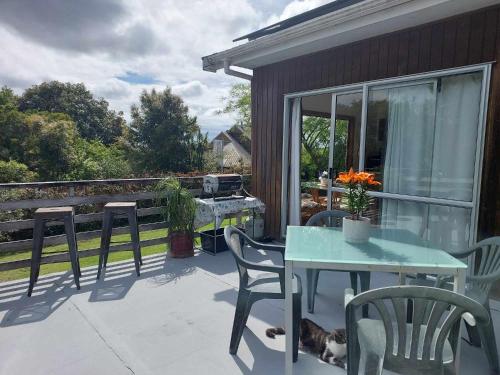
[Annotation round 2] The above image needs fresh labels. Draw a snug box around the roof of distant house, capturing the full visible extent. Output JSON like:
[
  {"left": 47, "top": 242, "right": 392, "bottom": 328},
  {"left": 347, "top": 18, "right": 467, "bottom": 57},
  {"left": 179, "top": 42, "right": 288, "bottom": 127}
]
[
  {"left": 211, "top": 130, "right": 251, "bottom": 167},
  {"left": 234, "top": 0, "right": 366, "bottom": 42}
]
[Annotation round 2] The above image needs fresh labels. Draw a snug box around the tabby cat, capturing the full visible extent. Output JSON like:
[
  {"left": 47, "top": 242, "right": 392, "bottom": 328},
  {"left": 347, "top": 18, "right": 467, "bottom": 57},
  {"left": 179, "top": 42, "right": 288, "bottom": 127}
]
[{"left": 266, "top": 318, "right": 347, "bottom": 369}]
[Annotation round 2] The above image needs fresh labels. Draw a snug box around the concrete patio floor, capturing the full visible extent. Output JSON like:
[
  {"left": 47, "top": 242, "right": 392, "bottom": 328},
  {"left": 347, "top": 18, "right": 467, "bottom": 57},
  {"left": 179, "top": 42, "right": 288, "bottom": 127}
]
[{"left": 0, "top": 248, "right": 498, "bottom": 375}]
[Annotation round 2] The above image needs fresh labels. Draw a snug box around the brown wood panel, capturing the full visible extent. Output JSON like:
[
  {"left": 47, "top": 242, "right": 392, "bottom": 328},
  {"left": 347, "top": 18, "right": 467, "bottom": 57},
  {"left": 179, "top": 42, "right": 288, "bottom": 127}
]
[
  {"left": 344, "top": 45, "right": 353, "bottom": 84},
  {"left": 454, "top": 14, "right": 471, "bottom": 67},
  {"left": 269, "top": 65, "right": 277, "bottom": 235},
  {"left": 430, "top": 23, "right": 445, "bottom": 71},
  {"left": 360, "top": 40, "right": 370, "bottom": 83},
  {"left": 482, "top": 9, "right": 499, "bottom": 61},
  {"left": 252, "top": 5, "right": 500, "bottom": 238},
  {"left": 442, "top": 19, "right": 457, "bottom": 69},
  {"left": 418, "top": 25, "right": 432, "bottom": 72},
  {"left": 369, "top": 39, "right": 380, "bottom": 80},
  {"left": 407, "top": 30, "right": 420, "bottom": 74},
  {"left": 469, "top": 11, "right": 486, "bottom": 65},
  {"left": 385, "top": 35, "right": 398, "bottom": 78},
  {"left": 351, "top": 43, "right": 362, "bottom": 83},
  {"left": 335, "top": 46, "right": 346, "bottom": 86},
  {"left": 397, "top": 31, "right": 410, "bottom": 76}
]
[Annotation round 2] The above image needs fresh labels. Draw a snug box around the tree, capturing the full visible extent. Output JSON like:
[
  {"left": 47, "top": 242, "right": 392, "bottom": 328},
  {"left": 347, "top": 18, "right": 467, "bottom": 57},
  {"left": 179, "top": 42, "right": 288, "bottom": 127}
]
[
  {"left": 0, "top": 87, "right": 27, "bottom": 162},
  {"left": 19, "top": 81, "right": 125, "bottom": 144},
  {"left": 300, "top": 116, "right": 349, "bottom": 181},
  {"left": 129, "top": 88, "right": 207, "bottom": 173},
  {"left": 68, "top": 139, "right": 131, "bottom": 180},
  {"left": 35, "top": 115, "right": 79, "bottom": 180},
  {"left": 301, "top": 116, "right": 330, "bottom": 181},
  {"left": 0, "top": 86, "right": 18, "bottom": 107},
  {"left": 218, "top": 83, "right": 251, "bottom": 134}
]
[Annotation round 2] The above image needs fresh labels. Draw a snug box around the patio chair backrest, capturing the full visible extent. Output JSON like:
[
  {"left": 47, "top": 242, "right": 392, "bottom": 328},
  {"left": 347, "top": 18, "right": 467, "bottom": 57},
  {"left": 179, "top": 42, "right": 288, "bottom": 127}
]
[
  {"left": 224, "top": 226, "right": 250, "bottom": 284},
  {"left": 346, "top": 286, "right": 489, "bottom": 370},
  {"left": 305, "top": 210, "right": 349, "bottom": 228},
  {"left": 470, "top": 237, "right": 500, "bottom": 295}
]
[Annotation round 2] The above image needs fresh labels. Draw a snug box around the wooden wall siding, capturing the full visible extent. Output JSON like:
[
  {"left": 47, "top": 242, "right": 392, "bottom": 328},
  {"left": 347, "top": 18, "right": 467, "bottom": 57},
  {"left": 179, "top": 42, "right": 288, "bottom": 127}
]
[{"left": 251, "top": 5, "right": 500, "bottom": 239}]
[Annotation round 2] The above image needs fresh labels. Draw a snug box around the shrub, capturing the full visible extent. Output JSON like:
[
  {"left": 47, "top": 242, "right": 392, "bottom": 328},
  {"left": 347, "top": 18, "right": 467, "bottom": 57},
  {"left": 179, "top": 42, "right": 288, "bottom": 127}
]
[{"left": 0, "top": 160, "right": 37, "bottom": 183}]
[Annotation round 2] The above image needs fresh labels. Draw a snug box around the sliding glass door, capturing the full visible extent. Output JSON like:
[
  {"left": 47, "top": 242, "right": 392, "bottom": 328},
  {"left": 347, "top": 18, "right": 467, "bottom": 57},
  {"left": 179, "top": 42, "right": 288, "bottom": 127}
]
[
  {"left": 282, "top": 64, "right": 490, "bottom": 251},
  {"left": 327, "top": 71, "right": 484, "bottom": 252},
  {"left": 327, "top": 91, "right": 362, "bottom": 210}
]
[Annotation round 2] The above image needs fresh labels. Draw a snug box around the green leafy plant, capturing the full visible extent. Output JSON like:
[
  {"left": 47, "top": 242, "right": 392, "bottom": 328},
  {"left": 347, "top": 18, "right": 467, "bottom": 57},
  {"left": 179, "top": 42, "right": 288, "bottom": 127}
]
[{"left": 154, "top": 177, "right": 196, "bottom": 234}]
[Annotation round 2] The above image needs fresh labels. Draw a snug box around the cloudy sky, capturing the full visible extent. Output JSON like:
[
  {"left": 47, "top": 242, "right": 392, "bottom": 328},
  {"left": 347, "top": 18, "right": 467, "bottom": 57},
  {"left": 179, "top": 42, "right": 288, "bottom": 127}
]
[{"left": 0, "top": 0, "right": 330, "bottom": 138}]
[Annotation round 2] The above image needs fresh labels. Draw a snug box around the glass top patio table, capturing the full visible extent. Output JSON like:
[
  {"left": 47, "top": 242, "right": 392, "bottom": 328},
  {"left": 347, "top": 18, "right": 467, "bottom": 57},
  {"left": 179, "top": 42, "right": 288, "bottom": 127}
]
[
  {"left": 284, "top": 226, "right": 467, "bottom": 273},
  {"left": 284, "top": 225, "right": 468, "bottom": 375}
]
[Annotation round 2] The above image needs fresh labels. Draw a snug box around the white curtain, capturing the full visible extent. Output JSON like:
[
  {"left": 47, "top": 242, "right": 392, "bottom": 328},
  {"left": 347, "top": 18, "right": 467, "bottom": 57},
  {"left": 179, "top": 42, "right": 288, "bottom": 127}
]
[
  {"left": 381, "top": 83, "right": 436, "bottom": 236},
  {"left": 289, "top": 98, "right": 302, "bottom": 226},
  {"left": 427, "top": 73, "right": 481, "bottom": 250},
  {"left": 382, "top": 73, "right": 482, "bottom": 251}
]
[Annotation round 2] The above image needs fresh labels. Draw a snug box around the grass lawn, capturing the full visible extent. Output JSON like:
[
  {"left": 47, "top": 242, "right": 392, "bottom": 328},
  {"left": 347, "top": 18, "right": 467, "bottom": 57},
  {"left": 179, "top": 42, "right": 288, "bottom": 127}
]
[{"left": 0, "top": 218, "right": 240, "bottom": 282}]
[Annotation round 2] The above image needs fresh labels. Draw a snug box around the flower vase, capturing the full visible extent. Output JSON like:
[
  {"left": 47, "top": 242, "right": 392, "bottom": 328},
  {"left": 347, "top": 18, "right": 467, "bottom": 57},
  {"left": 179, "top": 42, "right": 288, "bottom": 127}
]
[{"left": 342, "top": 217, "right": 371, "bottom": 243}]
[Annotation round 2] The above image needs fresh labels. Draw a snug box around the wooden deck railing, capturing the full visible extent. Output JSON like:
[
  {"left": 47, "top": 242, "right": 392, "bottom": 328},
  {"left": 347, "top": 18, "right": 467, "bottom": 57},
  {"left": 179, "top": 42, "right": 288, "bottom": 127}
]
[{"left": 0, "top": 176, "right": 250, "bottom": 272}]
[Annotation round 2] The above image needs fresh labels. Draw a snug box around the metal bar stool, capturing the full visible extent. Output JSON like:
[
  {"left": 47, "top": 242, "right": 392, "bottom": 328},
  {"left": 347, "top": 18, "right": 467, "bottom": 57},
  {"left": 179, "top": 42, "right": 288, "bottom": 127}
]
[
  {"left": 28, "top": 206, "right": 81, "bottom": 296},
  {"left": 97, "top": 202, "right": 142, "bottom": 279}
]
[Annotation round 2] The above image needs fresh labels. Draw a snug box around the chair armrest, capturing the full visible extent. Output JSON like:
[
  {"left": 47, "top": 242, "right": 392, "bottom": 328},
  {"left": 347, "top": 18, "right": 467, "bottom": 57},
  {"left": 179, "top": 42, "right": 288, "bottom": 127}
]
[
  {"left": 468, "top": 272, "right": 500, "bottom": 284},
  {"left": 245, "top": 236, "right": 285, "bottom": 255},
  {"left": 449, "top": 248, "right": 476, "bottom": 259},
  {"left": 238, "top": 256, "right": 285, "bottom": 276},
  {"left": 345, "top": 288, "right": 355, "bottom": 309}
]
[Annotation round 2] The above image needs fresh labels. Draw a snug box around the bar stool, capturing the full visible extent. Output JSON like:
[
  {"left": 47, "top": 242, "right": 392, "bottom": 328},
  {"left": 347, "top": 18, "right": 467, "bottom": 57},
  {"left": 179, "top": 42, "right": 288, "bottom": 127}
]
[
  {"left": 28, "top": 206, "right": 81, "bottom": 296},
  {"left": 97, "top": 202, "right": 142, "bottom": 279}
]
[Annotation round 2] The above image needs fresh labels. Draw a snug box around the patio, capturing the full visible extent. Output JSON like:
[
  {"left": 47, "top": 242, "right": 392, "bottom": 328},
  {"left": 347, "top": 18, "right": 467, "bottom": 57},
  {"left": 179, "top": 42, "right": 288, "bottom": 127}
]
[{"left": 0, "top": 248, "right": 497, "bottom": 375}]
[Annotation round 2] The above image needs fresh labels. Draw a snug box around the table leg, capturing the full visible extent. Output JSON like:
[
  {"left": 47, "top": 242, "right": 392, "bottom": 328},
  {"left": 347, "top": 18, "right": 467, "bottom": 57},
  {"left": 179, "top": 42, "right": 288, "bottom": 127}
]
[
  {"left": 285, "top": 260, "right": 293, "bottom": 375},
  {"left": 453, "top": 269, "right": 467, "bottom": 375},
  {"left": 399, "top": 272, "right": 407, "bottom": 285}
]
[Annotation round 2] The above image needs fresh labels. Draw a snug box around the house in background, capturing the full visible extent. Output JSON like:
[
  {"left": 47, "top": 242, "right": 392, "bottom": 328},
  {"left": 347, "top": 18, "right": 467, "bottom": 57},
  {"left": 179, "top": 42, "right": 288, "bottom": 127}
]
[
  {"left": 203, "top": 0, "right": 500, "bottom": 248},
  {"left": 210, "top": 126, "right": 251, "bottom": 170}
]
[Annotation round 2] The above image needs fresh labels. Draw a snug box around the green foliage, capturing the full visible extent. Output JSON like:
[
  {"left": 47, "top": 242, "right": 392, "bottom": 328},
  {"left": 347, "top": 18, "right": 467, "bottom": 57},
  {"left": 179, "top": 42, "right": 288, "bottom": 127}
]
[
  {"left": 301, "top": 116, "right": 330, "bottom": 181},
  {"left": 0, "top": 160, "right": 37, "bottom": 183},
  {"left": 301, "top": 117, "right": 349, "bottom": 181},
  {"left": 345, "top": 184, "right": 372, "bottom": 220},
  {"left": 0, "top": 81, "right": 210, "bottom": 183},
  {"left": 154, "top": 177, "right": 196, "bottom": 234},
  {"left": 19, "top": 81, "right": 125, "bottom": 144},
  {"left": 35, "top": 115, "right": 79, "bottom": 180},
  {"left": 68, "top": 139, "right": 132, "bottom": 180},
  {"left": 129, "top": 88, "right": 208, "bottom": 173},
  {"left": 218, "top": 83, "right": 251, "bottom": 131},
  {"left": 0, "top": 86, "right": 18, "bottom": 107}
]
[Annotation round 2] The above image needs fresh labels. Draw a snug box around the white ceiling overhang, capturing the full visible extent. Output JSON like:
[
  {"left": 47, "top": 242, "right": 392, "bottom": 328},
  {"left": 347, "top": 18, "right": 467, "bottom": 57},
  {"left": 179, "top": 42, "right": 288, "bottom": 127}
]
[{"left": 202, "top": 0, "right": 500, "bottom": 73}]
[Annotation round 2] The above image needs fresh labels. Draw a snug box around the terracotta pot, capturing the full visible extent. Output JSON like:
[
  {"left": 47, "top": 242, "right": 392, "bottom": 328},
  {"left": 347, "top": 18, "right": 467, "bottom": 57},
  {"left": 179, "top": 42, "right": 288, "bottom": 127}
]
[
  {"left": 169, "top": 231, "right": 194, "bottom": 258},
  {"left": 342, "top": 217, "right": 371, "bottom": 243}
]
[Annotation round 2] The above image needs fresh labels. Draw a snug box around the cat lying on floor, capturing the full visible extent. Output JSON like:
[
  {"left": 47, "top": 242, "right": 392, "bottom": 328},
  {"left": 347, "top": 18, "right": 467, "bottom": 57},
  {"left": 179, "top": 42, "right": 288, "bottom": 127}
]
[{"left": 266, "top": 318, "right": 347, "bottom": 369}]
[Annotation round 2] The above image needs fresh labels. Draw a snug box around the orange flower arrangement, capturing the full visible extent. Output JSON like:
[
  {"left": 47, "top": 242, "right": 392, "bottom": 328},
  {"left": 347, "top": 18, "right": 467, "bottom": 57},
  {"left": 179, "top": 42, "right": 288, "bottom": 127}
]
[
  {"left": 337, "top": 168, "right": 381, "bottom": 186},
  {"left": 336, "top": 168, "right": 381, "bottom": 220}
]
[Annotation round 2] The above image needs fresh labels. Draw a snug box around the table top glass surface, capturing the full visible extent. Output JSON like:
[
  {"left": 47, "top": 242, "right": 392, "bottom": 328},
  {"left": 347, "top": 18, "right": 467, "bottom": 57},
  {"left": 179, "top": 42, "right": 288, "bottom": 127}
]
[{"left": 285, "top": 226, "right": 467, "bottom": 270}]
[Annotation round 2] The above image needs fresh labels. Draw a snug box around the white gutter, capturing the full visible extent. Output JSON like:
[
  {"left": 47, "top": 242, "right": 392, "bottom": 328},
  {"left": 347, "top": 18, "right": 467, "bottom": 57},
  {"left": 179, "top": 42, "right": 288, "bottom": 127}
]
[
  {"left": 224, "top": 60, "right": 252, "bottom": 81},
  {"left": 203, "top": 0, "right": 500, "bottom": 73}
]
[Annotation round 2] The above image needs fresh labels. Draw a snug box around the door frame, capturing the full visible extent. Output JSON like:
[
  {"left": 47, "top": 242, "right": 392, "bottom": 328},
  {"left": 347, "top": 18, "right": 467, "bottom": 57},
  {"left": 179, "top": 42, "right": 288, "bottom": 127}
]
[{"left": 280, "top": 63, "right": 492, "bottom": 243}]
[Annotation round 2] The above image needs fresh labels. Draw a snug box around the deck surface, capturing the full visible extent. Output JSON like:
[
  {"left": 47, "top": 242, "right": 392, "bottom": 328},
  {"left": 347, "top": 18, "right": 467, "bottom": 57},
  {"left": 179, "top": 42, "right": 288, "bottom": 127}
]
[{"left": 0, "top": 249, "right": 497, "bottom": 374}]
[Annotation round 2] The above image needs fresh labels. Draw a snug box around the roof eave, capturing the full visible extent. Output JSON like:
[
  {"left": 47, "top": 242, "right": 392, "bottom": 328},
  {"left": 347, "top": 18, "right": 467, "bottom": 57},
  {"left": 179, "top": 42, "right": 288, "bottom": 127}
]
[{"left": 202, "top": 0, "right": 500, "bottom": 73}]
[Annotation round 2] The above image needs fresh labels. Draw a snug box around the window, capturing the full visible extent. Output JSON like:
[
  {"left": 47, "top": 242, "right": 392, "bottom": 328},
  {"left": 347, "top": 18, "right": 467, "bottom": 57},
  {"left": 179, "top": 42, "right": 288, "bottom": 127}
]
[{"left": 282, "top": 64, "right": 490, "bottom": 250}]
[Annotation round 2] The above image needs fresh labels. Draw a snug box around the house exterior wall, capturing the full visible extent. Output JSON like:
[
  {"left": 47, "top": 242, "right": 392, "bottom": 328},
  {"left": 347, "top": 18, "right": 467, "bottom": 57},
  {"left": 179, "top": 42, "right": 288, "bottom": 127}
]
[{"left": 251, "top": 5, "right": 500, "bottom": 239}]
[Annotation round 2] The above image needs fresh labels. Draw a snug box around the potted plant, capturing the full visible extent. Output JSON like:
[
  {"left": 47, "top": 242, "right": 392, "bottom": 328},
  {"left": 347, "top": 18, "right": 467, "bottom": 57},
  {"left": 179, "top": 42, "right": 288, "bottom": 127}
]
[
  {"left": 154, "top": 177, "right": 197, "bottom": 258},
  {"left": 336, "top": 168, "right": 381, "bottom": 243}
]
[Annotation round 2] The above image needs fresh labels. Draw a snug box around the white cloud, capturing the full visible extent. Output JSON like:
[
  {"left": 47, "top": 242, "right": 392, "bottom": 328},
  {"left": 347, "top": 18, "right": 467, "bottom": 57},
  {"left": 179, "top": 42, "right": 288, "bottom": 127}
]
[
  {"left": 264, "top": 0, "right": 332, "bottom": 26},
  {"left": 172, "top": 81, "right": 207, "bottom": 97},
  {"left": 0, "top": 0, "right": 324, "bottom": 138}
]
